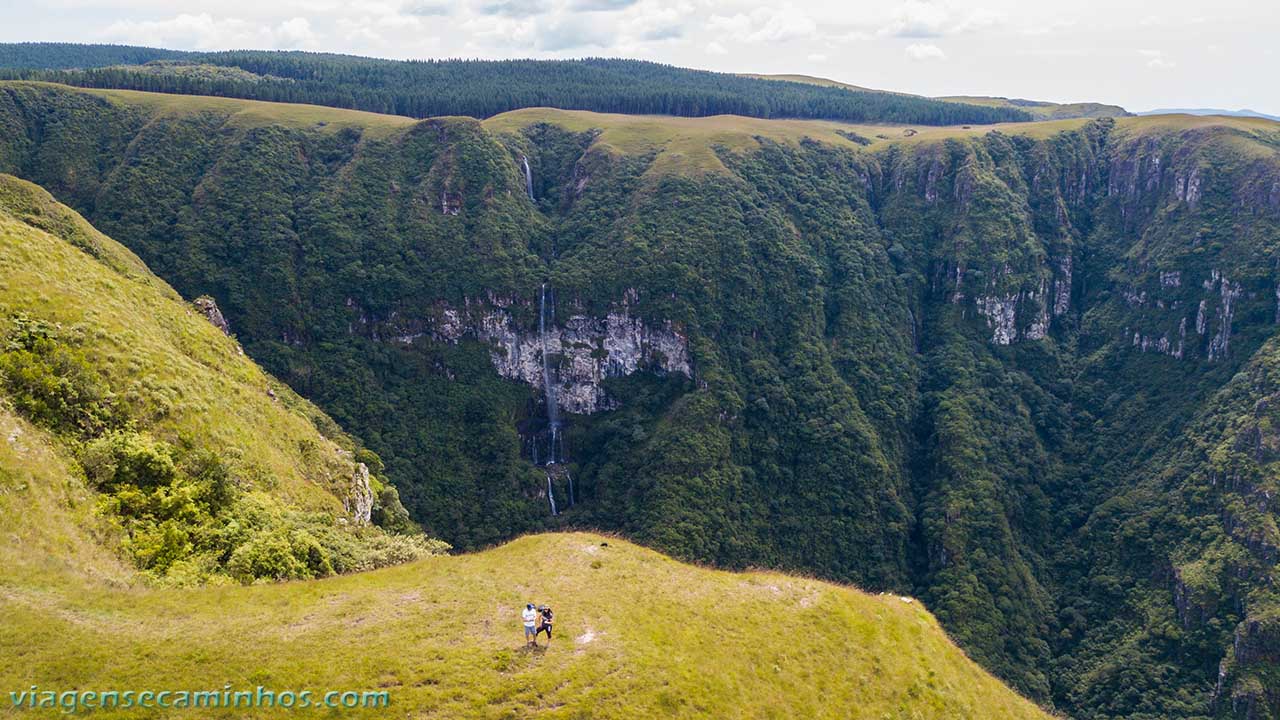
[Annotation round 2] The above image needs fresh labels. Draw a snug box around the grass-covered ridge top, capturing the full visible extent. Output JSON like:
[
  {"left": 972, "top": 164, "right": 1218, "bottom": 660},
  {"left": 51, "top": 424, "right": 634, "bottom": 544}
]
[
  {"left": 0, "top": 174, "right": 440, "bottom": 585},
  {"left": 77, "top": 83, "right": 418, "bottom": 137},
  {"left": 0, "top": 42, "right": 1032, "bottom": 126},
  {"left": 0, "top": 528, "right": 1054, "bottom": 719},
  {"left": 10, "top": 81, "right": 1278, "bottom": 178},
  {"left": 745, "top": 71, "right": 1130, "bottom": 119}
]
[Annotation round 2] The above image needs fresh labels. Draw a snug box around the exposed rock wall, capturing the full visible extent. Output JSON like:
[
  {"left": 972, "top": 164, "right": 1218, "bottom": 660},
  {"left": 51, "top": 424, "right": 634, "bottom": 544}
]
[
  {"left": 194, "top": 295, "right": 231, "bottom": 335},
  {"left": 475, "top": 309, "right": 690, "bottom": 414},
  {"left": 362, "top": 290, "right": 691, "bottom": 415},
  {"left": 345, "top": 462, "right": 374, "bottom": 525}
]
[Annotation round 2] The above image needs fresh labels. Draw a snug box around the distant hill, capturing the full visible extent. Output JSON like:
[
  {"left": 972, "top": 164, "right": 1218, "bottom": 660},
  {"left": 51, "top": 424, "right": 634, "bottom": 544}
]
[
  {"left": 1137, "top": 107, "right": 1280, "bottom": 121},
  {"left": 936, "top": 95, "right": 1130, "bottom": 119},
  {"left": 0, "top": 42, "right": 1030, "bottom": 126},
  {"left": 746, "top": 72, "right": 1129, "bottom": 120}
]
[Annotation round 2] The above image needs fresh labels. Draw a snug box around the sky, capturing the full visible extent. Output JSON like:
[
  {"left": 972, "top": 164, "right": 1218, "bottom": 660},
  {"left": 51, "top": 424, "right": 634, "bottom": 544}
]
[{"left": 3, "top": 0, "right": 1278, "bottom": 114}]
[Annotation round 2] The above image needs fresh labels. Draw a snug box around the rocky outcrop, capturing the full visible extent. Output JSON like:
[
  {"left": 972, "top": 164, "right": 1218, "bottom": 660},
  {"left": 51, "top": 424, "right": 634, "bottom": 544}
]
[
  {"left": 1052, "top": 257, "right": 1073, "bottom": 317},
  {"left": 975, "top": 294, "right": 1019, "bottom": 345},
  {"left": 1174, "top": 166, "right": 1203, "bottom": 207},
  {"left": 478, "top": 309, "right": 690, "bottom": 414},
  {"left": 344, "top": 462, "right": 374, "bottom": 525},
  {"left": 194, "top": 295, "right": 231, "bottom": 335},
  {"left": 440, "top": 191, "right": 462, "bottom": 215},
  {"left": 974, "top": 276, "right": 1057, "bottom": 345},
  {"left": 1121, "top": 267, "right": 1265, "bottom": 362},
  {"left": 1207, "top": 270, "right": 1242, "bottom": 361},
  {"left": 1130, "top": 317, "right": 1186, "bottom": 359}
]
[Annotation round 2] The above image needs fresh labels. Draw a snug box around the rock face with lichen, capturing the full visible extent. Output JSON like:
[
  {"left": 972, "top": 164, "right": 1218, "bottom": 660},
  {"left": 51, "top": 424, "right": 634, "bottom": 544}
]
[
  {"left": 194, "top": 295, "right": 231, "bottom": 335},
  {"left": 476, "top": 308, "right": 690, "bottom": 415},
  {"left": 344, "top": 462, "right": 374, "bottom": 526}
]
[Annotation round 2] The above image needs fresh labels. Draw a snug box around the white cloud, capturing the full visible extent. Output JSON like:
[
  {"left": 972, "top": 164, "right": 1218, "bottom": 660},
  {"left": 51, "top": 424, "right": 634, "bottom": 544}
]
[
  {"left": 401, "top": 0, "right": 451, "bottom": 16},
  {"left": 277, "top": 17, "right": 317, "bottom": 45},
  {"left": 705, "top": 40, "right": 727, "bottom": 55},
  {"left": 1139, "top": 49, "right": 1176, "bottom": 69},
  {"left": 537, "top": 15, "right": 613, "bottom": 50},
  {"left": 904, "top": 42, "right": 946, "bottom": 61},
  {"left": 807, "top": 52, "right": 827, "bottom": 62},
  {"left": 1017, "top": 17, "right": 1075, "bottom": 37},
  {"left": 100, "top": 12, "right": 322, "bottom": 50},
  {"left": 708, "top": 5, "right": 817, "bottom": 44},
  {"left": 461, "top": 12, "right": 537, "bottom": 45},
  {"left": 570, "top": 0, "right": 639, "bottom": 10},
  {"left": 475, "top": 0, "right": 549, "bottom": 18},
  {"left": 877, "top": 1, "right": 1001, "bottom": 38},
  {"left": 881, "top": 0, "right": 949, "bottom": 37},
  {"left": 619, "top": 1, "right": 693, "bottom": 45}
]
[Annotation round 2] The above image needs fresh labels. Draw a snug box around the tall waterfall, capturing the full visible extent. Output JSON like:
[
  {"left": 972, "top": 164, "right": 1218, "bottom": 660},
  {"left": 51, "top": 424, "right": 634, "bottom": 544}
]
[
  {"left": 521, "top": 155, "right": 534, "bottom": 202},
  {"left": 538, "top": 282, "right": 575, "bottom": 515},
  {"left": 538, "top": 283, "right": 560, "bottom": 464}
]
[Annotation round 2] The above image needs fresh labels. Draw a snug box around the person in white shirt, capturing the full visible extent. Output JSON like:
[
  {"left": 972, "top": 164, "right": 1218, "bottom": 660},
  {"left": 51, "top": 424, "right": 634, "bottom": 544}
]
[{"left": 522, "top": 603, "right": 538, "bottom": 646}]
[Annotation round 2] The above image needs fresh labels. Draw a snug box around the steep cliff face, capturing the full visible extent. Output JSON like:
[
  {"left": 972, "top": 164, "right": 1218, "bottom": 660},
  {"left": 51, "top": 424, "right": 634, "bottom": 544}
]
[
  {"left": 347, "top": 289, "right": 691, "bottom": 415},
  {"left": 426, "top": 292, "right": 689, "bottom": 414},
  {"left": 3, "top": 82, "right": 1280, "bottom": 718}
]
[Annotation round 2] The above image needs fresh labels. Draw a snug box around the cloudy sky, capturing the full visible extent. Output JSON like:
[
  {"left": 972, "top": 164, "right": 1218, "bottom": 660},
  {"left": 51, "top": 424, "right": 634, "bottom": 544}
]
[{"left": 4, "top": 0, "right": 1277, "bottom": 114}]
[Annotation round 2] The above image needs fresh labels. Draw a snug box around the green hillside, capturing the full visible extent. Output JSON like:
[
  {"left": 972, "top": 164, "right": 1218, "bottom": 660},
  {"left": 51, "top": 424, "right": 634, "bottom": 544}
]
[
  {"left": 1, "top": 81, "right": 1279, "bottom": 718},
  {"left": 0, "top": 173, "right": 440, "bottom": 586},
  {"left": 934, "top": 96, "right": 1129, "bottom": 119}
]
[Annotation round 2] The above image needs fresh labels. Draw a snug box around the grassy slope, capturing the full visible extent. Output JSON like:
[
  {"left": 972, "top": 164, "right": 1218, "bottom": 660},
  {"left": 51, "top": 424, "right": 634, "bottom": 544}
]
[
  {"left": 0, "top": 173, "right": 361, "bottom": 515},
  {"left": 78, "top": 83, "right": 417, "bottom": 138},
  {"left": 1, "top": 496, "right": 1054, "bottom": 720}
]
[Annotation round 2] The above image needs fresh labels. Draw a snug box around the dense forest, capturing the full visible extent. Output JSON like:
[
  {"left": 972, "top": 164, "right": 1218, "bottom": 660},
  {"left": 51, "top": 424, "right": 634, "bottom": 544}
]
[
  {"left": 1, "top": 81, "right": 1278, "bottom": 719},
  {"left": 0, "top": 43, "right": 1032, "bottom": 125}
]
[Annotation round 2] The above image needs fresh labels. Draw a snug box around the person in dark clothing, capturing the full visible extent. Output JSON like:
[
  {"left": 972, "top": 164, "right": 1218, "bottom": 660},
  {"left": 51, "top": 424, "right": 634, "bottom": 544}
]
[{"left": 536, "top": 606, "right": 554, "bottom": 643}]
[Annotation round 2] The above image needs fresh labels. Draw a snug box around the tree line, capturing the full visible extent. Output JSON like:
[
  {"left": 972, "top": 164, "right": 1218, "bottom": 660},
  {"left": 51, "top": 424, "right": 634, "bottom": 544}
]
[{"left": 0, "top": 43, "right": 1032, "bottom": 126}]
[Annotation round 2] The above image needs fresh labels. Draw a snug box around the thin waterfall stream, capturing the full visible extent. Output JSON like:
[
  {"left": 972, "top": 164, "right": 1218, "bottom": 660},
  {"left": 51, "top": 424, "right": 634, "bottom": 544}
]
[
  {"left": 530, "top": 155, "right": 573, "bottom": 514},
  {"left": 538, "top": 282, "right": 567, "bottom": 515},
  {"left": 539, "top": 283, "right": 559, "bottom": 464},
  {"left": 521, "top": 155, "right": 534, "bottom": 202}
]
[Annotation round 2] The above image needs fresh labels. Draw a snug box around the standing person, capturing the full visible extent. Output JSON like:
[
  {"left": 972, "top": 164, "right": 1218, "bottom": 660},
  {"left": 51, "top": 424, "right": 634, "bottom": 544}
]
[
  {"left": 522, "top": 603, "right": 538, "bottom": 647},
  {"left": 536, "top": 606, "right": 554, "bottom": 645}
]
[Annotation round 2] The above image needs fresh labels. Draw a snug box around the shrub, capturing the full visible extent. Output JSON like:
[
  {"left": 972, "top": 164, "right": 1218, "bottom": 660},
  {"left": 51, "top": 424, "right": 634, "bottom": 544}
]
[
  {"left": 227, "top": 529, "right": 314, "bottom": 581},
  {"left": 81, "top": 431, "right": 178, "bottom": 491},
  {"left": 0, "top": 314, "right": 118, "bottom": 436}
]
